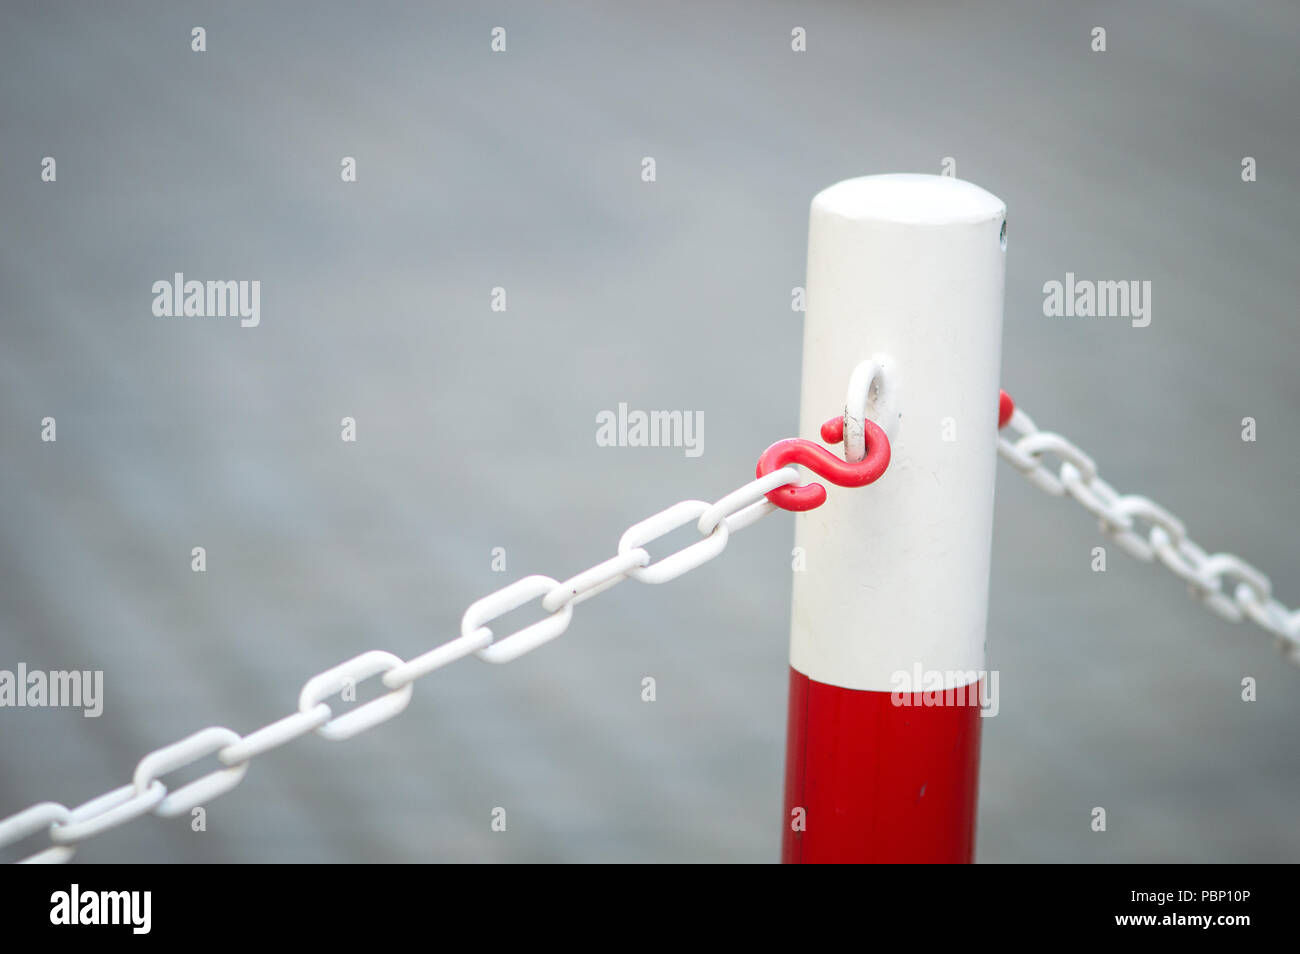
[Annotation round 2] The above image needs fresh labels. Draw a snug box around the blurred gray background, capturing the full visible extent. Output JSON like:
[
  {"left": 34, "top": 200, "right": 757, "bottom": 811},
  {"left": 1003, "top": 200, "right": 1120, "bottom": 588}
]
[{"left": 1, "top": 1, "right": 1296, "bottom": 863}]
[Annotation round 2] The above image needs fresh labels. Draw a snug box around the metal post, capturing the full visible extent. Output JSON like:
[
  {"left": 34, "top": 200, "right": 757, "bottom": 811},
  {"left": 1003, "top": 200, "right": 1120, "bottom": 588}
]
[{"left": 782, "top": 174, "right": 1006, "bottom": 863}]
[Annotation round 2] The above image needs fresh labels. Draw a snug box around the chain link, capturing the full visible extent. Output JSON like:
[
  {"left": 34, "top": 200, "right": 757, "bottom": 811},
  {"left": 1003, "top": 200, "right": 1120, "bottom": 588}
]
[
  {"left": 0, "top": 467, "right": 808, "bottom": 864},
  {"left": 998, "top": 403, "right": 1300, "bottom": 665}
]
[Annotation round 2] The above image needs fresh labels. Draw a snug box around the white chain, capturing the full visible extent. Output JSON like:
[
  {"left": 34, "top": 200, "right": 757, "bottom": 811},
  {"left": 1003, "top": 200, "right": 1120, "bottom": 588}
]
[
  {"left": 998, "top": 402, "right": 1300, "bottom": 665},
  {"left": 6, "top": 391, "right": 1296, "bottom": 863},
  {"left": 0, "top": 465, "right": 802, "bottom": 864}
]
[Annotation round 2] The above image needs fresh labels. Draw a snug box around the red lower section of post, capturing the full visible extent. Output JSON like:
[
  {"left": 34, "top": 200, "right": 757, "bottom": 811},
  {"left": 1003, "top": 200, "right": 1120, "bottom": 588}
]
[{"left": 782, "top": 667, "right": 983, "bottom": 863}]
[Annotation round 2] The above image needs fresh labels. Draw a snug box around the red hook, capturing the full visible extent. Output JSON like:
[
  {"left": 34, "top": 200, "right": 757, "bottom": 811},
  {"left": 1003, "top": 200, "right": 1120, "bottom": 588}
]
[
  {"left": 756, "top": 418, "right": 891, "bottom": 512},
  {"left": 758, "top": 390, "right": 1013, "bottom": 513},
  {"left": 998, "top": 389, "right": 1015, "bottom": 429}
]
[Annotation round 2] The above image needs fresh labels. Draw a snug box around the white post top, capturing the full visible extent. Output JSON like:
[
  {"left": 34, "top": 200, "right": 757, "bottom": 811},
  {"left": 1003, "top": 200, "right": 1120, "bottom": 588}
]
[
  {"left": 790, "top": 173, "right": 1006, "bottom": 691},
  {"left": 812, "top": 173, "right": 1006, "bottom": 226}
]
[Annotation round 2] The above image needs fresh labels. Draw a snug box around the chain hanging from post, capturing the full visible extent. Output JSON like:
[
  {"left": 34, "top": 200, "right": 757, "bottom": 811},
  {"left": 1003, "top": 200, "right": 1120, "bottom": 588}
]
[
  {"left": 997, "top": 390, "right": 1300, "bottom": 664},
  {"left": 0, "top": 404, "right": 891, "bottom": 865}
]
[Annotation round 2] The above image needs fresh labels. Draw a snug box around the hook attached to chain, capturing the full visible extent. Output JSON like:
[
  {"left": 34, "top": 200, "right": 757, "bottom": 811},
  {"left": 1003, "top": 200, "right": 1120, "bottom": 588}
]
[
  {"left": 756, "top": 389, "right": 1015, "bottom": 513},
  {"left": 755, "top": 417, "right": 891, "bottom": 512}
]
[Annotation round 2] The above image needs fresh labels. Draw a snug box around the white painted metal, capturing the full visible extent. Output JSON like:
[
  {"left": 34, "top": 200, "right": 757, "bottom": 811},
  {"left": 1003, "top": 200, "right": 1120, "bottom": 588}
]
[
  {"left": 697, "top": 466, "right": 799, "bottom": 536},
  {"left": 0, "top": 803, "right": 74, "bottom": 864},
  {"left": 133, "top": 727, "right": 249, "bottom": 818},
  {"left": 790, "top": 174, "right": 1007, "bottom": 691},
  {"left": 298, "top": 650, "right": 414, "bottom": 740},
  {"left": 48, "top": 781, "right": 166, "bottom": 845},
  {"left": 621, "top": 501, "right": 730, "bottom": 584},
  {"left": 999, "top": 395, "right": 1300, "bottom": 647},
  {"left": 468, "top": 575, "right": 575, "bottom": 662},
  {"left": 842, "top": 354, "right": 900, "bottom": 461},
  {"left": 219, "top": 704, "right": 332, "bottom": 764}
]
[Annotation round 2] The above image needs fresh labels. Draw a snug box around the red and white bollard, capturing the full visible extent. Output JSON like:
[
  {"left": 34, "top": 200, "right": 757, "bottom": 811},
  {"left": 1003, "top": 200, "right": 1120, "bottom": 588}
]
[{"left": 782, "top": 174, "right": 1007, "bottom": 863}]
